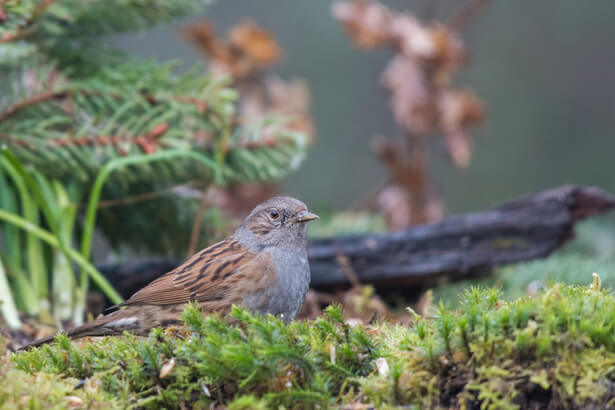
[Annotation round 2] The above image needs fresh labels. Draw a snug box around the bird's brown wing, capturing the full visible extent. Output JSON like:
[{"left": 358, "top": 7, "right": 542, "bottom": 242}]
[{"left": 116, "top": 239, "right": 256, "bottom": 307}]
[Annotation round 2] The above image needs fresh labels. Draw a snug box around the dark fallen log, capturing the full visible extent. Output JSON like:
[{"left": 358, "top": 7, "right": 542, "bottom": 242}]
[
  {"left": 308, "top": 185, "right": 615, "bottom": 288},
  {"left": 100, "top": 185, "right": 615, "bottom": 298}
]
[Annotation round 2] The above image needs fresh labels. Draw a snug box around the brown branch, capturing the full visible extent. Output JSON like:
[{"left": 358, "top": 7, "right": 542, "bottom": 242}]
[
  {"left": 135, "top": 123, "right": 169, "bottom": 154},
  {"left": 447, "top": 0, "right": 490, "bottom": 32},
  {"left": 0, "top": 89, "right": 209, "bottom": 123},
  {"left": 97, "top": 191, "right": 169, "bottom": 209},
  {"left": 2, "top": 130, "right": 294, "bottom": 156},
  {"left": 228, "top": 137, "right": 297, "bottom": 151},
  {"left": 335, "top": 251, "right": 361, "bottom": 288},
  {"left": 2, "top": 131, "right": 165, "bottom": 158},
  {"left": 0, "top": 91, "right": 68, "bottom": 122},
  {"left": 372, "top": 136, "right": 433, "bottom": 225},
  {"left": 82, "top": 178, "right": 202, "bottom": 210},
  {"left": 96, "top": 186, "right": 182, "bottom": 209}
]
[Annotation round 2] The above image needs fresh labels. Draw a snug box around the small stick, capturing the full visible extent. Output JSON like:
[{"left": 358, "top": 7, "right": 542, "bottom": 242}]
[{"left": 335, "top": 250, "right": 361, "bottom": 288}]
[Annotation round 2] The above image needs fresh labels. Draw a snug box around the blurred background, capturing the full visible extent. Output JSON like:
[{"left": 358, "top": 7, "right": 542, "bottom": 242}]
[{"left": 115, "top": 0, "right": 615, "bottom": 213}]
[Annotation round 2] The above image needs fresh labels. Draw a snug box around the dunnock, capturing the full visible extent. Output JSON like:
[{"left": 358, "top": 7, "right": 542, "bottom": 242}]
[{"left": 22, "top": 196, "right": 318, "bottom": 349}]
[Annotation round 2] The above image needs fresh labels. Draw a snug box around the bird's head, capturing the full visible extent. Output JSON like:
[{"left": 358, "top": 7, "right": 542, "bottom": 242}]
[{"left": 235, "top": 196, "right": 319, "bottom": 250}]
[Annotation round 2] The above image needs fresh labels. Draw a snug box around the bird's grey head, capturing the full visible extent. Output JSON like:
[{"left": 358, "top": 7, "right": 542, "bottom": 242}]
[{"left": 235, "top": 196, "right": 318, "bottom": 251}]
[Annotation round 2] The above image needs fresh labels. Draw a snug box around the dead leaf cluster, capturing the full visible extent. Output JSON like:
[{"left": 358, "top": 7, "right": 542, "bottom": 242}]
[
  {"left": 181, "top": 19, "right": 315, "bottom": 140},
  {"left": 333, "top": 0, "right": 487, "bottom": 228}
]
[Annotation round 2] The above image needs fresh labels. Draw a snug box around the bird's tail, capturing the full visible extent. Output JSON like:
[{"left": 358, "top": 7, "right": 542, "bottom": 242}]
[{"left": 18, "top": 309, "right": 133, "bottom": 351}]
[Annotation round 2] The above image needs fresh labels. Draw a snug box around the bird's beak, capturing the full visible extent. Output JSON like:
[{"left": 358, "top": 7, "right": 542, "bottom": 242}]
[{"left": 296, "top": 210, "right": 319, "bottom": 223}]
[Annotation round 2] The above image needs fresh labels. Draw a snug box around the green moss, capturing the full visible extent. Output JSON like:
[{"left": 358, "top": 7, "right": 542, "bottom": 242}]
[
  {"left": 10, "top": 305, "right": 378, "bottom": 408},
  {"left": 8, "top": 277, "right": 615, "bottom": 408},
  {"left": 0, "top": 336, "right": 119, "bottom": 409}
]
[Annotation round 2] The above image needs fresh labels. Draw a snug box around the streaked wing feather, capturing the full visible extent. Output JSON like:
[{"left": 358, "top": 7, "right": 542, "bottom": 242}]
[{"left": 118, "top": 239, "right": 254, "bottom": 307}]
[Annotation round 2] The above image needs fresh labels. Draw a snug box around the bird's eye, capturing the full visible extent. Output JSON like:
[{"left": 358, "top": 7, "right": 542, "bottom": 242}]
[{"left": 269, "top": 209, "right": 279, "bottom": 219}]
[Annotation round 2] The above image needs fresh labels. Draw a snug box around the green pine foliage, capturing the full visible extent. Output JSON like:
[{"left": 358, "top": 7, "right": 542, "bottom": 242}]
[
  {"left": 0, "top": 0, "right": 308, "bottom": 254},
  {"left": 11, "top": 278, "right": 615, "bottom": 408},
  {"left": 0, "top": 0, "right": 309, "bottom": 326}
]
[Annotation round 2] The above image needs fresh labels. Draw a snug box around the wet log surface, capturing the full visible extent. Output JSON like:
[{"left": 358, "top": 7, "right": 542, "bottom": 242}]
[{"left": 100, "top": 185, "right": 615, "bottom": 297}]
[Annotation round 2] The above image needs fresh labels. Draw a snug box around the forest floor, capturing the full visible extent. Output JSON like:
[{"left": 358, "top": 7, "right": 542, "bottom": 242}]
[{"left": 2, "top": 217, "right": 615, "bottom": 409}]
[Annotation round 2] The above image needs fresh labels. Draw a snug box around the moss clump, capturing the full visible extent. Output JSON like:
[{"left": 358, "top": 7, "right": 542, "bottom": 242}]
[
  {"left": 0, "top": 337, "right": 118, "bottom": 409},
  {"left": 12, "top": 305, "right": 378, "bottom": 408},
  {"left": 10, "top": 278, "right": 615, "bottom": 408}
]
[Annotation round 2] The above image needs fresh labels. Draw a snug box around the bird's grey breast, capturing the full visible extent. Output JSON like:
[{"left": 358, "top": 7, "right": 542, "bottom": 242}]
[{"left": 256, "top": 247, "right": 310, "bottom": 321}]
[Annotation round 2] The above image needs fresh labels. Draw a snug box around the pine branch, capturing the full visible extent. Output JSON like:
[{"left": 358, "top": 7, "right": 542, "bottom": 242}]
[
  {"left": 0, "top": 0, "right": 58, "bottom": 43},
  {"left": 0, "top": 88, "right": 209, "bottom": 123},
  {"left": 0, "top": 90, "right": 67, "bottom": 122},
  {"left": 0, "top": 0, "right": 310, "bottom": 257},
  {"left": 1, "top": 0, "right": 209, "bottom": 42}
]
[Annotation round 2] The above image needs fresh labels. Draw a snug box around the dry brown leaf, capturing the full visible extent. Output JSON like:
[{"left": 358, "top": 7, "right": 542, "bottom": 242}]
[
  {"left": 438, "top": 89, "right": 484, "bottom": 132},
  {"left": 331, "top": 0, "right": 394, "bottom": 49},
  {"left": 380, "top": 56, "right": 435, "bottom": 135},
  {"left": 390, "top": 14, "right": 437, "bottom": 60},
  {"left": 334, "top": 0, "right": 485, "bottom": 229},
  {"left": 229, "top": 20, "right": 282, "bottom": 66},
  {"left": 181, "top": 20, "right": 281, "bottom": 78},
  {"left": 180, "top": 22, "right": 230, "bottom": 65},
  {"left": 438, "top": 89, "right": 484, "bottom": 167},
  {"left": 443, "top": 130, "right": 472, "bottom": 168},
  {"left": 183, "top": 20, "right": 314, "bottom": 141},
  {"left": 65, "top": 396, "right": 84, "bottom": 408},
  {"left": 415, "top": 289, "right": 434, "bottom": 317},
  {"left": 159, "top": 358, "right": 176, "bottom": 379},
  {"left": 393, "top": 18, "right": 466, "bottom": 68}
]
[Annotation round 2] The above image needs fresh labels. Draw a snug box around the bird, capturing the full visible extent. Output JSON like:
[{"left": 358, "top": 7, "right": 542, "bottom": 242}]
[{"left": 21, "top": 196, "right": 318, "bottom": 350}]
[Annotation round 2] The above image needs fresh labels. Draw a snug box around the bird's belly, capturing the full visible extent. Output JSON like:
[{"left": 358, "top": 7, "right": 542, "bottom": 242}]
[{"left": 243, "top": 252, "right": 310, "bottom": 322}]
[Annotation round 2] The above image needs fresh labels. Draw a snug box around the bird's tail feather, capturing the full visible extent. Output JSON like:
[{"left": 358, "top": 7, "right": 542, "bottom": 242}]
[{"left": 18, "top": 310, "right": 132, "bottom": 351}]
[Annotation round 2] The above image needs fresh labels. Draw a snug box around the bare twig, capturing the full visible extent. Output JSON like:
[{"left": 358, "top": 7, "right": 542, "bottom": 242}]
[
  {"left": 373, "top": 136, "right": 434, "bottom": 224},
  {"left": 187, "top": 193, "right": 212, "bottom": 257},
  {"left": 233, "top": 137, "right": 297, "bottom": 150},
  {"left": 335, "top": 251, "right": 361, "bottom": 288},
  {"left": 97, "top": 191, "right": 169, "bottom": 209},
  {"left": 95, "top": 182, "right": 198, "bottom": 209}
]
